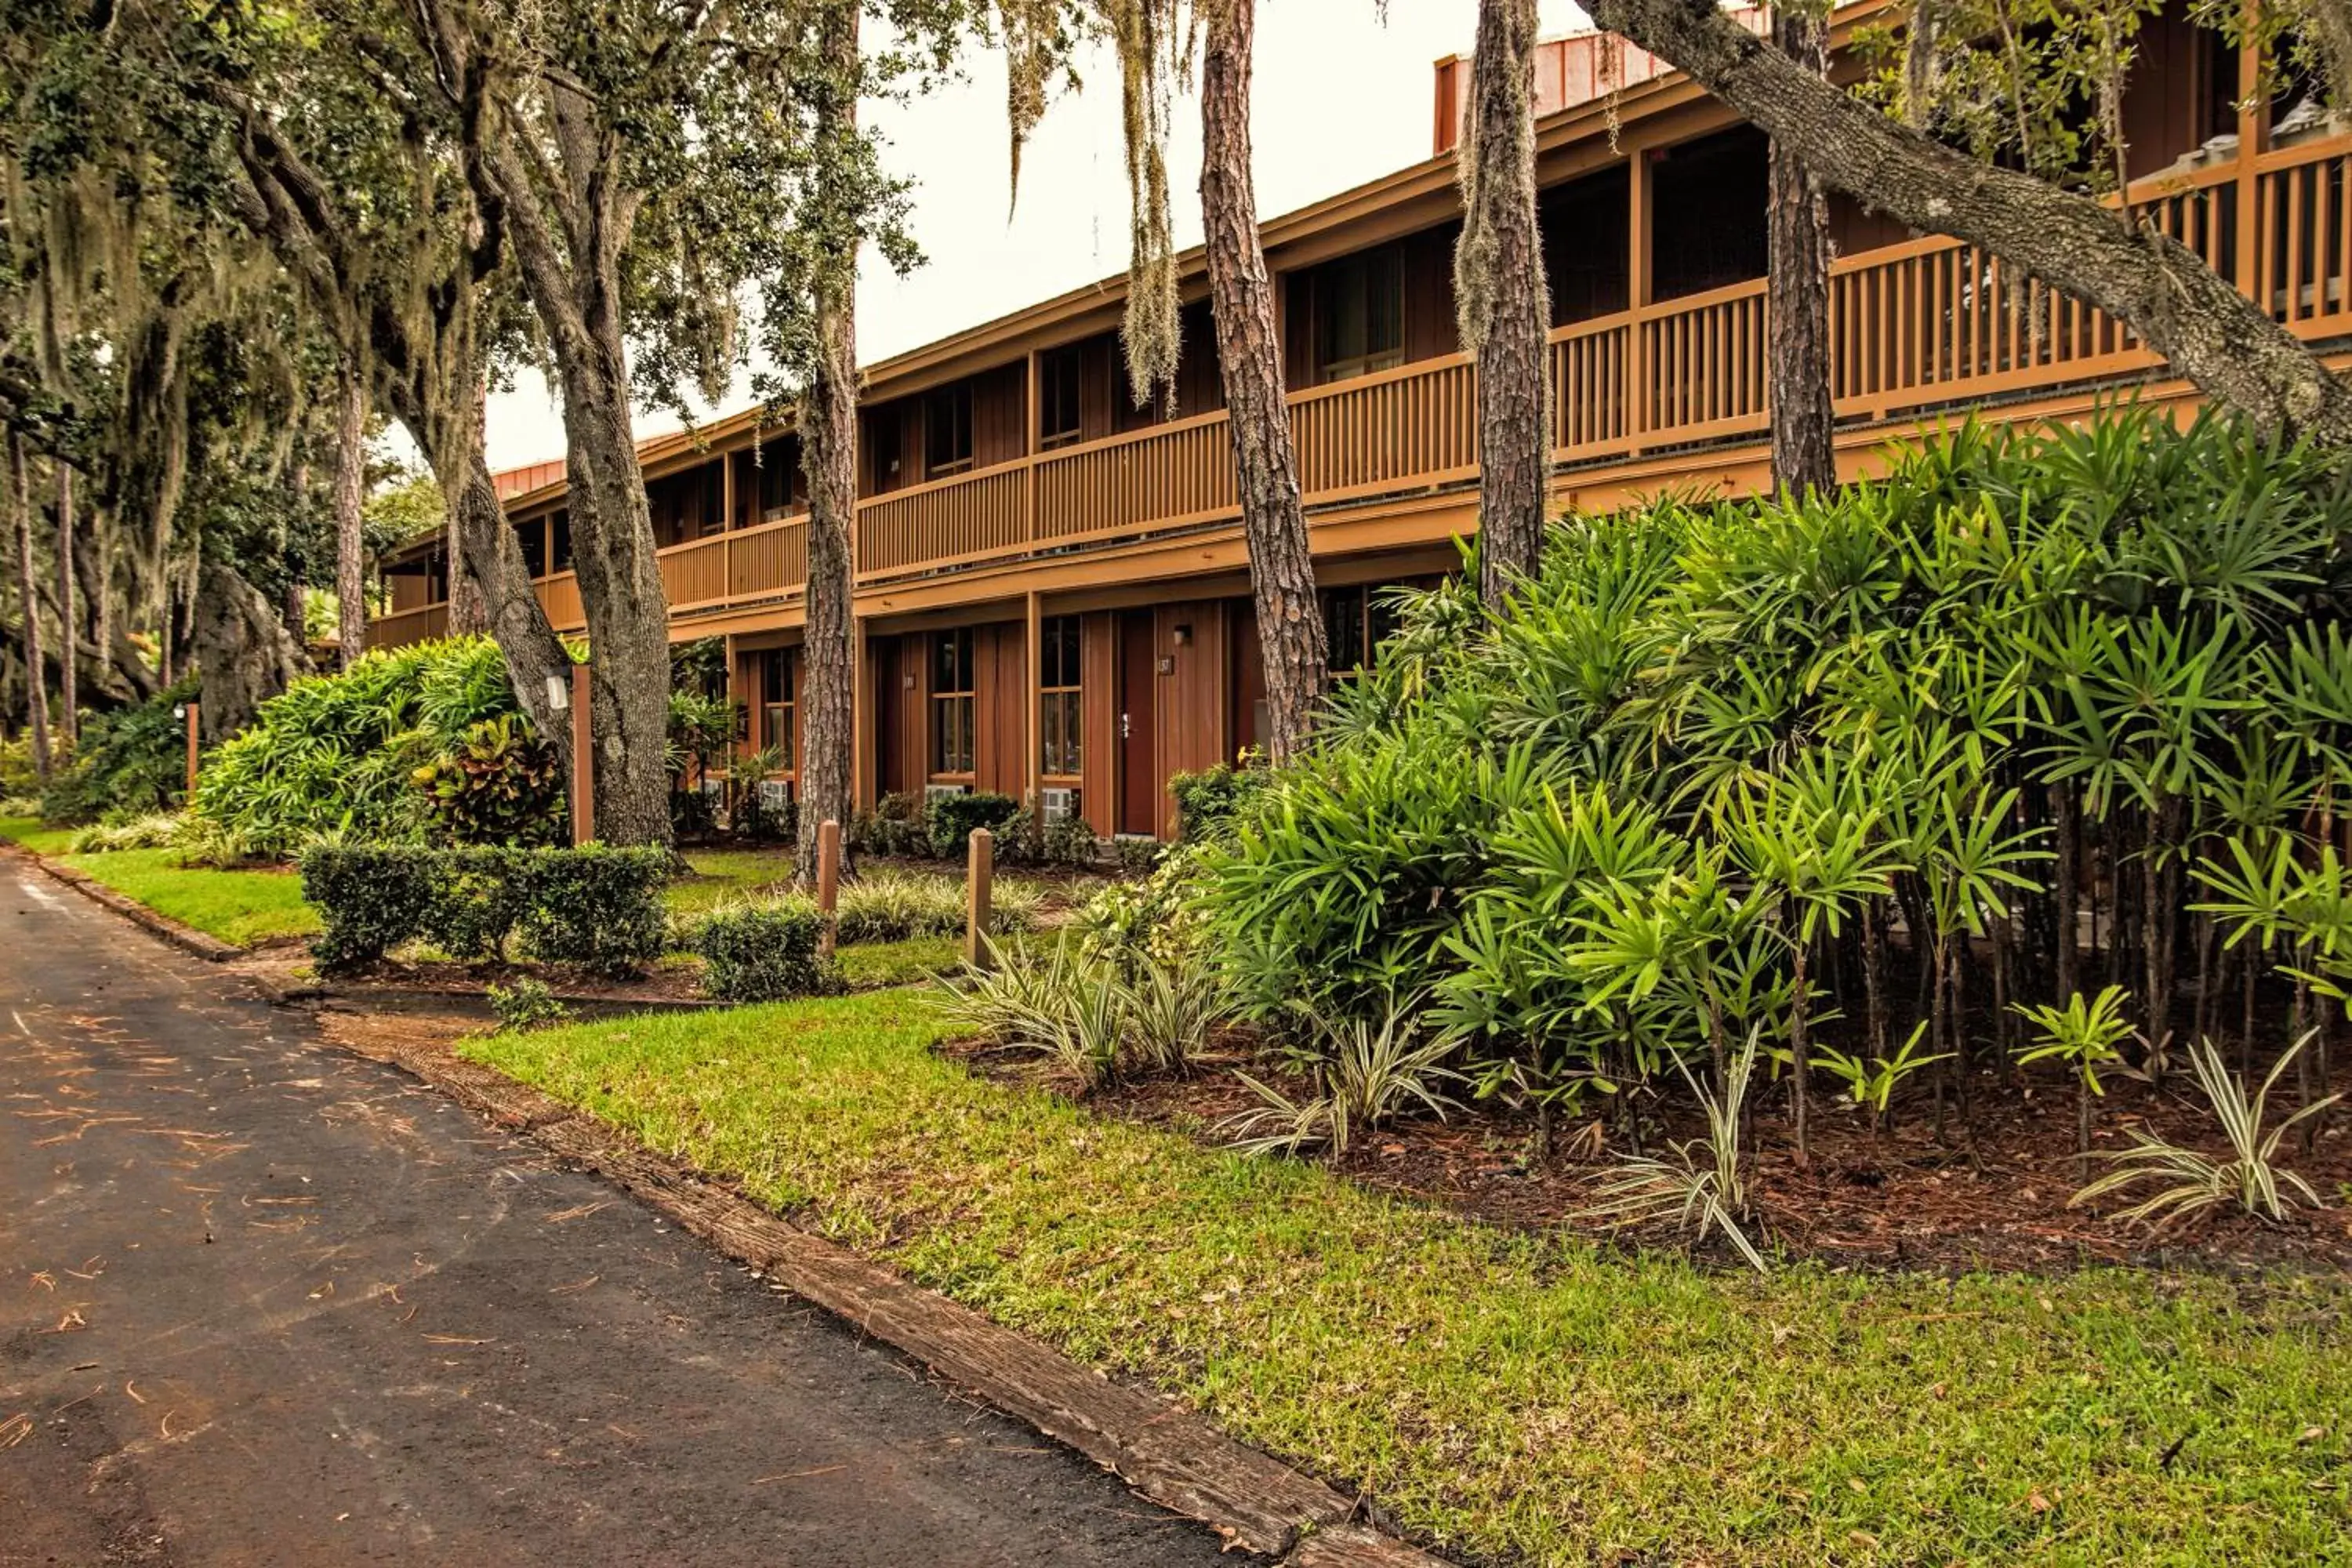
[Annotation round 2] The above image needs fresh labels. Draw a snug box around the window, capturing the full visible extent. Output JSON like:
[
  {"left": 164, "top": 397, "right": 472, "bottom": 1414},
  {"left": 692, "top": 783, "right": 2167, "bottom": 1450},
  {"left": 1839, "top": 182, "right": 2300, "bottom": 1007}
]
[
  {"left": 1316, "top": 246, "right": 1405, "bottom": 383},
  {"left": 924, "top": 383, "right": 974, "bottom": 476},
  {"left": 1040, "top": 616, "right": 1082, "bottom": 777},
  {"left": 931, "top": 628, "right": 976, "bottom": 776},
  {"left": 756, "top": 445, "right": 802, "bottom": 519},
  {"left": 515, "top": 517, "right": 548, "bottom": 579},
  {"left": 1040, "top": 346, "right": 1083, "bottom": 448},
  {"left": 1321, "top": 586, "right": 1368, "bottom": 673},
  {"left": 868, "top": 410, "right": 905, "bottom": 492},
  {"left": 551, "top": 510, "right": 573, "bottom": 572},
  {"left": 760, "top": 649, "right": 796, "bottom": 771}
]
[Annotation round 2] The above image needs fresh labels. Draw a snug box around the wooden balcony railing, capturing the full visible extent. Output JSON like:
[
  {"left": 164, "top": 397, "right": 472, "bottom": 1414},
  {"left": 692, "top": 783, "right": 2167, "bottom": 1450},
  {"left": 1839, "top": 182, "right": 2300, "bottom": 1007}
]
[{"left": 375, "top": 132, "right": 2352, "bottom": 650}]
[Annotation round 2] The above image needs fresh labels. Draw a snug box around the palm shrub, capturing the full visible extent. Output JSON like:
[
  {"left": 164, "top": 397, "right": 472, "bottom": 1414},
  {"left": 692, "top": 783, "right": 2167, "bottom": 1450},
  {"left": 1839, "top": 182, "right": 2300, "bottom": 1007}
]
[
  {"left": 39, "top": 684, "right": 197, "bottom": 823},
  {"left": 1198, "top": 405, "right": 2352, "bottom": 1174}
]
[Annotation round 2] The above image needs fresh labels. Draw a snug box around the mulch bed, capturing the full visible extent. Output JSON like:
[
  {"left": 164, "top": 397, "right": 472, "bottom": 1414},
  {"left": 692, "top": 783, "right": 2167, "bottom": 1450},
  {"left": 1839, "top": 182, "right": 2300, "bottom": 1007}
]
[{"left": 944, "top": 1037, "right": 2352, "bottom": 1277}]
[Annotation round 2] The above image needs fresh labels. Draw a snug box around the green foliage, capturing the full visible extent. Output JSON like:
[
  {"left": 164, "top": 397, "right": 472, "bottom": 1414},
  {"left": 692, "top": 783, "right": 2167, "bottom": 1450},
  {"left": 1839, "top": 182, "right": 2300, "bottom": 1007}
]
[
  {"left": 1581, "top": 1034, "right": 1768, "bottom": 1272},
  {"left": 926, "top": 790, "right": 1019, "bottom": 858},
  {"left": 833, "top": 869, "right": 1039, "bottom": 945},
  {"left": 39, "top": 684, "right": 198, "bottom": 824},
  {"left": 301, "top": 841, "right": 670, "bottom": 975},
  {"left": 514, "top": 844, "right": 672, "bottom": 976},
  {"left": 850, "top": 791, "right": 931, "bottom": 858},
  {"left": 412, "top": 714, "right": 565, "bottom": 847},
  {"left": 1167, "top": 756, "right": 1269, "bottom": 843},
  {"left": 66, "top": 813, "right": 185, "bottom": 853},
  {"left": 1223, "top": 1003, "right": 1462, "bottom": 1160},
  {"left": 487, "top": 976, "right": 570, "bottom": 1033},
  {"left": 2072, "top": 1033, "right": 2340, "bottom": 1228},
  {"left": 194, "top": 638, "right": 539, "bottom": 858},
  {"left": 993, "top": 805, "right": 1099, "bottom": 867},
  {"left": 688, "top": 901, "right": 836, "bottom": 1003},
  {"left": 1205, "top": 408, "right": 2352, "bottom": 1147}
]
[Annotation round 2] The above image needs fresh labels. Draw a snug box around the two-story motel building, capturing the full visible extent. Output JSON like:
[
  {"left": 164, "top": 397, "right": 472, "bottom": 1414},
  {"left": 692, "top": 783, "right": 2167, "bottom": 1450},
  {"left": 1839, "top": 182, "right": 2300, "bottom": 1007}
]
[{"left": 371, "top": 2, "right": 2350, "bottom": 837}]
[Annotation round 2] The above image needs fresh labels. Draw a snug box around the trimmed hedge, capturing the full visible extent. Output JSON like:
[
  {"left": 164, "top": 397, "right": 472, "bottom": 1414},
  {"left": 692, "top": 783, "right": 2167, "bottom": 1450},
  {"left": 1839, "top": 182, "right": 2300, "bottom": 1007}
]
[
  {"left": 927, "top": 790, "right": 1019, "bottom": 858},
  {"left": 301, "top": 842, "right": 670, "bottom": 976},
  {"left": 687, "top": 902, "right": 837, "bottom": 1002}
]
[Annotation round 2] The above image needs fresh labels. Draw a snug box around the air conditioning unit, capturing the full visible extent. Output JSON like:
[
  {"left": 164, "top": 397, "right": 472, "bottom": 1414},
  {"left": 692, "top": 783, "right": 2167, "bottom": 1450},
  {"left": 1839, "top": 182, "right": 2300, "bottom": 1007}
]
[
  {"left": 699, "top": 775, "right": 726, "bottom": 799},
  {"left": 924, "top": 782, "right": 971, "bottom": 807},
  {"left": 1040, "top": 787, "right": 1080, "bottom": 825},
  {"left": 757, "top": 779, "right": 794, "bottom": 811}
]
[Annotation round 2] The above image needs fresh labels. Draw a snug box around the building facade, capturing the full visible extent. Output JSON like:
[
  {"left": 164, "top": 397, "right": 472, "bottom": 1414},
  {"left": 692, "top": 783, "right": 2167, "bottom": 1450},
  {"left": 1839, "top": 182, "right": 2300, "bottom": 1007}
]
[{"left": 373, "top": 2, "right": 2350, "bottom": 837}]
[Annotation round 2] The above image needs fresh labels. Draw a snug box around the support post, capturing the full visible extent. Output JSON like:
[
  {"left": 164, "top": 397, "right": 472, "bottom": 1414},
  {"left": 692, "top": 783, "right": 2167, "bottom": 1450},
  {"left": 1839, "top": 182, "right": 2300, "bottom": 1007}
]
[
  {"left": 964, "top": 827, "right": 994, "bottom": 971},
  {"left": 2233, "top": 17, "right": 2263, "bottom": 302},
  {"left": 183, "top": 702, "right": 200, "bottom": 799},
  {"left": 570, "top": 662, "right": 595, "bottom": 846},
  {"left": 1025, "top": 590, "right": 1044, "bottom": 845},
  {"left": 1628, "top": 138, "right": 1653, "bottom": 449},
  {"left": 815, "top": 817, "right": 841, "bottom": 959}
]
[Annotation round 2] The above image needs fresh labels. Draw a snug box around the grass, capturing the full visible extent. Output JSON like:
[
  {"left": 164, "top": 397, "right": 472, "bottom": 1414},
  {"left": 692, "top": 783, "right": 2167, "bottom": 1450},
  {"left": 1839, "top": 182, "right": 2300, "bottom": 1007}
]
[
  {"left": 669, "top": 845, "right": 798, "bottom": 916},
  {"left": 835, "top": 935, "right": 960, "bottom": 989},
  {"left": 465, "top": 993, "right": 2352, "bottom": 1567},
  {"left": 6, "top": 814, "right": 318, "bottom": 946}
]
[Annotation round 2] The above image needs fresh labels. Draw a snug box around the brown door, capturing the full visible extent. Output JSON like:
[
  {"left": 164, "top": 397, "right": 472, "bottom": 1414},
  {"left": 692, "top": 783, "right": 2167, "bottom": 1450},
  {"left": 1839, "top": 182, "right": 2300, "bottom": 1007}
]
[{"left": 1118, "top": 613, "right": 1159, "bottom": 835}]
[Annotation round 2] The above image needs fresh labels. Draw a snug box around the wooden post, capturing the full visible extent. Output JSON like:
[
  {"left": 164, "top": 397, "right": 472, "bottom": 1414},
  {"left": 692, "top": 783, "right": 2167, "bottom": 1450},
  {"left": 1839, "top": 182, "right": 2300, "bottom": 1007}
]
[
  {"left": 2233, "top": 18, "right": 2263, "bottom": 303},
  {"left": 1024, "top": 590, "right": 1044, "bottom": 844},
  {"left": 570, "top": 662, "right": 595, "bottom": 845},
  {"left": 1024, "top": 347, "right": 1042, "bottom": 542},
  {"left": 1628, "top": 138, "right": 1653, "bottom": 451},
  {"left": 815, "top": 817, "right": 841, "bottom": 959},
  {"left": 964, "top": 827, "right": 994, "bottom": 971},
  {"left": 183, "top": 701, "right": 200, "bottom": 798}
]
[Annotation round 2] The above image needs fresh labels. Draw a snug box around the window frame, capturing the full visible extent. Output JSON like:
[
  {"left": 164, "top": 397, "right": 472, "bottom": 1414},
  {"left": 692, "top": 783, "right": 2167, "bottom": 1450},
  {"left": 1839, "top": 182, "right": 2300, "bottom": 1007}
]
[
  {"left": 1039, "top": 615, "right": 1082, "bottom": 779},
  {"left": 931, "top": 628, "right": 977, "bottom": 779},
  {"left": 924, "top": 383, "right": 975, "bottom": 477},
  {"left": 760, "top": 648, "right": 797, "bottom": 773},
  {"left": 1314, "top": 245, "right": 1407, "bottom": 384},
  {"left": 1039, "top": 345, "right": 1083, "bottom": 450}
]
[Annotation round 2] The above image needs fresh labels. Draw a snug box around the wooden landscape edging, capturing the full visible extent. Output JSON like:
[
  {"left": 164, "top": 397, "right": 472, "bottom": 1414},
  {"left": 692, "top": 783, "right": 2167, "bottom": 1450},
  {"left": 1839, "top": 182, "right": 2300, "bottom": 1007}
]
[
  {"left": 321, "top": 1016, "right": 1453, "bottom": 1567},
  {"left": 2, "top": 841, "right": 242, "bottom": 963}
]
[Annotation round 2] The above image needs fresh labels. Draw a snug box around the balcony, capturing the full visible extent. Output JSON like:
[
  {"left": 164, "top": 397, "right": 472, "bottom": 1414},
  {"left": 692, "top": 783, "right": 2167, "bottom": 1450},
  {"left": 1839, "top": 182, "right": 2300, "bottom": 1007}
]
[{"left": 373, "top": 131, "right": 2352, "bottom": 652}]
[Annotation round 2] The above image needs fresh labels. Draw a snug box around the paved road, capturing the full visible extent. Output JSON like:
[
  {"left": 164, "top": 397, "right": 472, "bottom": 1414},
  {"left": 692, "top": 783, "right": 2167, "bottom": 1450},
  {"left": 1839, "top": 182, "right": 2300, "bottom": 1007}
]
[{"left": 0, "top": 864, "right": 1235, "bottom": 1566}]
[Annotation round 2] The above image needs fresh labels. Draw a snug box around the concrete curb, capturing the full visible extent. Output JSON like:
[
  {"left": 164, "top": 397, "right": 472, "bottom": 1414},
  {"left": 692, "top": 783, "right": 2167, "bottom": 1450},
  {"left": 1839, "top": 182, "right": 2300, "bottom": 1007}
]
[
  {"left": 325, "top": 1021, "right": 1454, "bottom": 1568},
  {"left": 3, "top": 842, "right": 243, "bottom": 963}
]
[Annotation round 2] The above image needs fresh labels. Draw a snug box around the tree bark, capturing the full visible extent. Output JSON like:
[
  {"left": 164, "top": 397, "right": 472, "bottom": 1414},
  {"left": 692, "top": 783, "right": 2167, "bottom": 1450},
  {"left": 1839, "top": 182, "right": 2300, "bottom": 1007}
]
[
  {"left": 1581, "top": 0, "right": 2352, "bottom": 445},
  {"left": 54, "top": 462, "right": 76, "bottom": 746},
  {"left": 1199, "top": 0, "right": 1328, "bottom": 761},
  {"left": 1458, "top": 0, "right": 1552, "bottom": 604},
  {"left": 797, "top": 0, "right": 861, "bottom": 888},
  {"left": 11, "top": 433, "right": 50, "bottom": 779},
  {"left": 334, "top": 365, "right": 370, "bottom": 667},
  {"left": 186, "top": 558, "right": 306, "bottom": 738},
  {"left": 1766, "top": 7, "right": 1835, "bottom": 499}
]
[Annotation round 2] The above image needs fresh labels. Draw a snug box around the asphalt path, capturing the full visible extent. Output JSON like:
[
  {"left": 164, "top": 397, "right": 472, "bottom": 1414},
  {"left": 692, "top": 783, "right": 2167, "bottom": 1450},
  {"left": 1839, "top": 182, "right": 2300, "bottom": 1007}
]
[{"left": 0, "top": 863, "right": 1235, "bottom": 1566}]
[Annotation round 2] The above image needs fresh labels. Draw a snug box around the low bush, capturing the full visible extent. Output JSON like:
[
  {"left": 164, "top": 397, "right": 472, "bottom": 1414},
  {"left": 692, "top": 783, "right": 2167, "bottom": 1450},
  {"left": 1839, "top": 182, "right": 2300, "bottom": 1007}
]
[
  {"left": 38, "top": 684, "right": 197, "bottom": 823},
  {"left": 1168, "top": 757, "right": 1269, "bottom": 843},
  {"left": 688, "top": 901, "right": 837, "bottom": 1003},
  {"left": 996, "top": 806, "right": 1100, "bottom": 868},
  {"left": 834, "top": 869, "right": 1040, "bottom": 945},
  {"left": 513, "top": 844, "right": 672, "bottom": 976},
  {"left": 302, "top": 844, "right": 448, "bottom": 970},
  {"left": 850, "top": 792, "right": 930, "bottom": 858},
  {"left": 927, "top": 790, "right": 1019, "bottom": 858},
  {"left": 301, "top": 842, "right": 670, "bottom": 975},
  {"left": 412, "top": 714, "right": 566, "bottom": 847},
  {"left": 67, "top": 813, "right": 185, "bottom": 853},
  {"left": 487, "top": 976, "right": 570, "bottom": 1033}
]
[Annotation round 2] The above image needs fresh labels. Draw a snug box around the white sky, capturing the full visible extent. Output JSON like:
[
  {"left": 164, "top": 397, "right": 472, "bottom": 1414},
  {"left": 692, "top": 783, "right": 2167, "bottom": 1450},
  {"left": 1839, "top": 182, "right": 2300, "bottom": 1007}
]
[{"left": 479, "top": 1, "right": 1594, "bottom": 470}]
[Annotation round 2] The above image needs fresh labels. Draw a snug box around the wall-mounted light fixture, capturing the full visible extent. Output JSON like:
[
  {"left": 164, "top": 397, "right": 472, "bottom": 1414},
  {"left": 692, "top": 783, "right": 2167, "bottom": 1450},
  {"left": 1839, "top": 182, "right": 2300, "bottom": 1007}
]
[
  {"left": 545, "top": 675, "right": 569, "bottom": 714},
  {"left": 1172, "top": 624, "right": 1192, "bottom": 647}
]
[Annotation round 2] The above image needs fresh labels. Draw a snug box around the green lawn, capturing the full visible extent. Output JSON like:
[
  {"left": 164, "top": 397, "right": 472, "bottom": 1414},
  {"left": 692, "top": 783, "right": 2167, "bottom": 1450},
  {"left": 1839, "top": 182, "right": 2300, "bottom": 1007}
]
[
  {"left": 835, "top": 934, "right": 960, "bottom": 988},
  {"left": 5, "top": 815, "right": 321, "bottom": 946},
  {"left": 0, "top": 816, "right": 75, "bottom": 856},
  {"left": 669, "top": 845, "right": 799, "bottom": 916},
  {"left": 466, "top": 993, "right": 2352, "bottom": 1567}
]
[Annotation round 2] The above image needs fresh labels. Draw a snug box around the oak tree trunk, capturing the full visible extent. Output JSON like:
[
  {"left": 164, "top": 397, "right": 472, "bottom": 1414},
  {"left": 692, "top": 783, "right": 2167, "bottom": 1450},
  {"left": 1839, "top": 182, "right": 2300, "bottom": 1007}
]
[
  {"left": 187, "top": 558, "right": 307, "bottom": 738},
  {"left": 1200, "top": 0, "right": 1328, "bottom": 763},
  {"left": 54, "top": 462, "right": 76, "bottom": 745},
  {"left": 335, "top": 366, "right": 370, "bottom": 668},
  {"left": 11, "top": 433, "right": 49, "bottom": 779},
  {"left": 1582, "top": 0, "right": 2352, "bottom": 444},
  {"left": 1766, "top": 7, "right": 1835, "bottom": 499},
  {"left": 796, "top": 4, "right": 862, "bottom": 889},
  {"left": 1458, "top": 0, "right": 1552, "bottom": 603}
]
